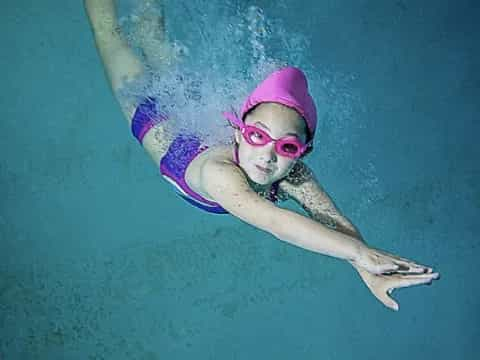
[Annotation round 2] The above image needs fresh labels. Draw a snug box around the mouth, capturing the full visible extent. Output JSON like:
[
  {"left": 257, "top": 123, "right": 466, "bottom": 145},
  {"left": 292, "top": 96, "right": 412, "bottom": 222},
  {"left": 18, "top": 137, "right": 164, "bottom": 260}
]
[{"left": 256, "top": 165, "right": 273, "bottom": 174}]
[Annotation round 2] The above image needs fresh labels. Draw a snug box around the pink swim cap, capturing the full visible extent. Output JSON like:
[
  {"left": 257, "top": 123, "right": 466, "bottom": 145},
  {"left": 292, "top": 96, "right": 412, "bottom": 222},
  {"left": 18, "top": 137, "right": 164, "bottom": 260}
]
[{"left": 235, "top": 66, "right": 318, "bottom": 141}]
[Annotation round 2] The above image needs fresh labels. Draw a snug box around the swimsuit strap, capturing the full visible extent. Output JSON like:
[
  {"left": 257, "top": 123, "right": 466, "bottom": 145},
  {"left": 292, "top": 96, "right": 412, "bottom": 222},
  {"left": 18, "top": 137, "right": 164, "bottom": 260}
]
[{"left": 131, "top": 96, "right": 168, "bottom": 145}]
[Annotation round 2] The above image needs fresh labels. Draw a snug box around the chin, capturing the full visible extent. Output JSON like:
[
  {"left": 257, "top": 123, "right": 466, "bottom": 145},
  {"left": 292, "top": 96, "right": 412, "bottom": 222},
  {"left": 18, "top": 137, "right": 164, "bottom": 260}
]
[
  {"left": 246, "top": 172, "right": 268, "bottom": 185},
  {"left": 247, "top": 167, "right": 275, "bottom": 185}
]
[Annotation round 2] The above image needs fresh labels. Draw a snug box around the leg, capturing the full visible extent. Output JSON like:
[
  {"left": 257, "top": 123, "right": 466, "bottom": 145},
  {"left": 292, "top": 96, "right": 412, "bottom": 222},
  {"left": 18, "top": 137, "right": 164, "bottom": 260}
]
[
  {"left": 127, "top": 1, "right": 179, "bottom": 164},
  {"left": 131, "top": 97, "right": 174, "bottom": 165},
  {"left": 85, "top": 0, "right": 144, "bottom": 122},
  {"left": 132, "top": 0, "right": 179, "bottom": 71},
  {"left": 85, "top": 0, "right": 174, "bottom": 165}
]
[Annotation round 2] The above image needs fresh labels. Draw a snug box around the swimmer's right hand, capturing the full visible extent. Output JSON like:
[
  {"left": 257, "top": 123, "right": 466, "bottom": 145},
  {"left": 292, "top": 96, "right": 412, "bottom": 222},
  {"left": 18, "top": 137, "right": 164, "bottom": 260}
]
[
  {"left": 352, "top": 246, "right": 434, "bottom": 275},
  {"left": 351, "top": 264, "right": 440, "bottom": 311}
]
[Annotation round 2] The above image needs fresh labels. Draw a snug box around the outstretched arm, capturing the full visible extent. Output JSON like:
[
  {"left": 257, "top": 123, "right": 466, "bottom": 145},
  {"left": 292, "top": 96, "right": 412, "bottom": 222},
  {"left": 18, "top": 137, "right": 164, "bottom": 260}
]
[
  {"left": 201, "top": 159, "right": 408, "bottom": 274},
  {"left": 279, "top": 161, "right": 366, "bottom": 242},
  {"left": 279, "top": 160, "right": 439, "bottom": 311}
]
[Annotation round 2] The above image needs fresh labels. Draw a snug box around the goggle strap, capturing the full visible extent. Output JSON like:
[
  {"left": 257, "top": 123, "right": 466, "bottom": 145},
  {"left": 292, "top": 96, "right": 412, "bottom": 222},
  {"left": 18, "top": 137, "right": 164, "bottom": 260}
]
[{"left": 222, "top": 109, "right": 243, "bottom": 128}]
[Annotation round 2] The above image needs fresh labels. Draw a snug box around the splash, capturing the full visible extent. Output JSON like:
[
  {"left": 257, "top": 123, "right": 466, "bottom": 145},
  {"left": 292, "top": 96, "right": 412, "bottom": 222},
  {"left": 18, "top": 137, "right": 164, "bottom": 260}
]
[
  {"left": 116, "top": 0, "right": 363, "bottom": 156},
  {"left": 116, "top": 2, "right": 300, "bottom": 146}
]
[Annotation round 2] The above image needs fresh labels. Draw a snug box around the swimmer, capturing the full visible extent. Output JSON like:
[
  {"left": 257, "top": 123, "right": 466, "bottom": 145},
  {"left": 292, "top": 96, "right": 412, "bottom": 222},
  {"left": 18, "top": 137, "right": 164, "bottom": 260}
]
[{"left": 84, "top": 0, "right": 440, "bottom": 311}]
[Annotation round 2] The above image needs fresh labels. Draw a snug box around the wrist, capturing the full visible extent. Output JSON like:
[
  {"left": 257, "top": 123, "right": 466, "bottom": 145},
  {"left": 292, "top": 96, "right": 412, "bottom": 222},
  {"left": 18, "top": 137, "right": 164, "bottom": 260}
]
[{"left": 350, "top": 241, "right": 370, "bottom": 266}]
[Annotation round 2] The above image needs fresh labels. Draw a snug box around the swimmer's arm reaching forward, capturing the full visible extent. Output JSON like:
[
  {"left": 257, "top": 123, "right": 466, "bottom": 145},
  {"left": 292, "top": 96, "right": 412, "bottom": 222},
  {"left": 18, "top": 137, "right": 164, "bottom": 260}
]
[
  {"left": 279, "top": 161, "right": 440, "bottom": 310},
  {"left": 204, "top": 159, "right": 403, "bottom": 271},
  {"left": 202, "top": 159, "right": 439, "bottom": 310},
  {"left": 278, "top": 161, "right": 362, "bottom": 238},
  {"left": 202, "top": 160, "right": 361, "bottom": 260}
]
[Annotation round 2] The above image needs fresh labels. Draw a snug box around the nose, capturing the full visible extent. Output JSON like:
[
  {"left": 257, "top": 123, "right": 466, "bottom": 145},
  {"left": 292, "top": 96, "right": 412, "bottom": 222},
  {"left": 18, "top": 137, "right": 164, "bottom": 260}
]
[{"left": 261, "top": 142, "right": 277, "bottom": 162}]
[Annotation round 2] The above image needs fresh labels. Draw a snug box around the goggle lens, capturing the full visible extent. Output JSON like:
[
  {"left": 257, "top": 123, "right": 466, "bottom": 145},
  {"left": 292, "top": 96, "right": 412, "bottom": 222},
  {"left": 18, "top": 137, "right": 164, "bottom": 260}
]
[
  {"left": 246, "top": 128, "right": 268, "bottom": 144},
  {"left": 279, "top": 142, "right": 300, "bottom": 154},
  {"left": 243, "top": 126, "right": 303, "bottom": 158}
]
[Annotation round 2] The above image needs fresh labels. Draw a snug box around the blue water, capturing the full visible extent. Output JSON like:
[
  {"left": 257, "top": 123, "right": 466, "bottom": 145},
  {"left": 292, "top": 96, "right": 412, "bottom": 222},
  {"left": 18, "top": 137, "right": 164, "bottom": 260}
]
[{"left": 1, "top": 0, "right": 479, "bottom": 359}]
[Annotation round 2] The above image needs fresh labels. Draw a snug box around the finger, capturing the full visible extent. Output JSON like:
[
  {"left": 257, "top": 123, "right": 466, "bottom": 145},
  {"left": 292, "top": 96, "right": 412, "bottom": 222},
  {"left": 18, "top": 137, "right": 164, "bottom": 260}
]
[
  {"left": 375, "top": 249, "right": 432, "bottom": 272},
  {"left": 394, "top": 263, "right": 420, "bottom": 272},
  {"left": 377, "top": 263, "right": 400, "bottom": 274},
  {"left": 392, "top": 261, "right": 434, "bottom": 274},
  {"left": 406, "top": 263, "right": 434, "bottom": 273},
  {"left": 393, "top": 266, "right": 429, "bottom": 275},
  {"left": 368, "top": 282, "right": 400, "bottom": 312},
  {"left": 422, "top": 265, "right": 434, "bottom": 273},
  {"left": 379, "top": 263, "right": 421, "bottom": 275},
  {"left": 375, "top": 249, "right": 416, "bottom": 264},
  {"left": 392, "top": 273, "right": 439, "bottom": 288},
  {"left": 396, "top": 272, "right": 440, "bottom": 281},
  {"left": 379, "top": 263, "right": 431, "bottom": 275},
  {"left": 383, "top": 292, "right": 399, "bottom": 311},
  {"left": 386, "top": 272, "right": 438, "bottom": 281},
  {"left": 374, "top": 250, "right": 432, "bottom": 274}
]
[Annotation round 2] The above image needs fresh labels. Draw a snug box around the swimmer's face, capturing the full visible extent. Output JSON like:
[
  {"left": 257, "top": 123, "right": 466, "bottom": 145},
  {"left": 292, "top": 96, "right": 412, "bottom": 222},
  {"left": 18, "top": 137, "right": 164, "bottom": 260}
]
[{"left": 235, "top": 102, "right": 308, "bottom": 185}]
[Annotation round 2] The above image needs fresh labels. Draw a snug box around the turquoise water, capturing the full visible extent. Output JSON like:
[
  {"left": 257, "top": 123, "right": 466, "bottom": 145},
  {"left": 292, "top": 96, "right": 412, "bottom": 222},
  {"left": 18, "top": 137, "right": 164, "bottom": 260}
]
[{"left": 1, "top": 0, "right": 478, "bottom": 359}]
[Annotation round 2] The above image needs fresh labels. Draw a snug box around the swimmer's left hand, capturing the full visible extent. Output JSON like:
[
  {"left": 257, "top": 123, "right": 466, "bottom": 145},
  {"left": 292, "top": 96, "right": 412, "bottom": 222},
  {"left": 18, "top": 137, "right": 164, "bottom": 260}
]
[{"left": 349, "top": 263, "right": 440, "bottom": 311}]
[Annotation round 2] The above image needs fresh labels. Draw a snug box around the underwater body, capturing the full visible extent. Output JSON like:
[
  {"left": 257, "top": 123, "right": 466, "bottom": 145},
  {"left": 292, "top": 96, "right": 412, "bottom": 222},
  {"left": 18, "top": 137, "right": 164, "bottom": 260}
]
[{"left": 1, "top": 0, "right": 478, "bottom": 359}]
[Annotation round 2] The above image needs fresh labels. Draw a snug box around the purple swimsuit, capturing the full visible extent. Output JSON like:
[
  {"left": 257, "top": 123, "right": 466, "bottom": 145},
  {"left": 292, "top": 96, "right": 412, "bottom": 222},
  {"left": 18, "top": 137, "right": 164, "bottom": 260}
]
[{"left": 131, "top": 97, "right": 279, "bottom": 214}]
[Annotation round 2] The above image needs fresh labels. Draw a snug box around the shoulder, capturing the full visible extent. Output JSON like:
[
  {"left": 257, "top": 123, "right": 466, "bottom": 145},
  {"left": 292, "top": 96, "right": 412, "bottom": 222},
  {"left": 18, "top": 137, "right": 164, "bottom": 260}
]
[
  {"left": 277, "top": 160, "right": 316, "bottom": 198},
  {"left": 183, "top": 143, "right": 237, "bottom": 201},
  {"left": 188, "top": 143, "right": 236, "bottom": 180},
  {"left": 197, "top": 145, "right": 243, "bottom": 188},
  {"left": 200, "top": 154, "right": 283, "bottom": 232}
]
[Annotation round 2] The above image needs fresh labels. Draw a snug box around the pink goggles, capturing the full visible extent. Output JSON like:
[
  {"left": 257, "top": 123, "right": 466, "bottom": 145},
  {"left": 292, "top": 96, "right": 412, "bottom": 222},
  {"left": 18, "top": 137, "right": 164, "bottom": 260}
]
[{"left": 222, "top": 111, "right": 311, "bottom": 159}]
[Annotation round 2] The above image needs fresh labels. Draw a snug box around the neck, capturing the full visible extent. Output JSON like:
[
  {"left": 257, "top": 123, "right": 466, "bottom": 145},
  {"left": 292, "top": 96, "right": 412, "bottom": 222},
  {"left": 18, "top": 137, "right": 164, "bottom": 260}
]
[{"left": 249, "top": 179, "right": 271, "bottom": 192}]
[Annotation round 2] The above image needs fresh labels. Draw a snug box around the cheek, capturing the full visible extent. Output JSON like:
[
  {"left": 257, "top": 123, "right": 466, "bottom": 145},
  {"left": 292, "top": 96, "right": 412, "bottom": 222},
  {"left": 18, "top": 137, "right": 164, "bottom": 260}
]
[
  {"left": 276, "top": 158, "right": 295, "bottom": 174},
  {"left": 239, "top": 142, "right": 256, "bottom": 158},
  {"left": 237, "top": 142, "right": 254, "bottom": 165}
]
